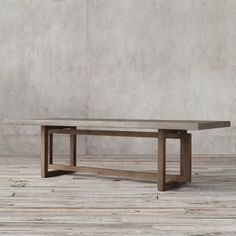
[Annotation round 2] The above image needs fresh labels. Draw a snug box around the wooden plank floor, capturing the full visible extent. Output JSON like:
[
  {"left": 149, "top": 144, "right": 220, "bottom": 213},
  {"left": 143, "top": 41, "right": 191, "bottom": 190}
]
[{"left": 0, "top": 154, "right": 236, "bottom": 235}]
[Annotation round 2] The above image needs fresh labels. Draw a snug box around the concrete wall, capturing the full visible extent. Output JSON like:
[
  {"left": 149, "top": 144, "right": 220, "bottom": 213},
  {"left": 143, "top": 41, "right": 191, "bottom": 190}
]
[
  {"left": 0, "top": 0, "right": 236, "bottom": 156},
  {"left": 0, "top": 0, "right": 88, "bottom": 155}
]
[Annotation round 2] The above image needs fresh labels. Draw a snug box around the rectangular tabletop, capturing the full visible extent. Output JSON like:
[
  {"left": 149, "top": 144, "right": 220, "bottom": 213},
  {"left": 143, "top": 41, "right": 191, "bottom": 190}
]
[{"left": 2, "top": 118, "right": 230, "bottom": 130}]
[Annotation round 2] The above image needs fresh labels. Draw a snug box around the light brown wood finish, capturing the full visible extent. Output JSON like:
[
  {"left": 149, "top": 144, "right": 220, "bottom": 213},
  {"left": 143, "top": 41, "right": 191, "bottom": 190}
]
[
  {"left": 48, "top": 128, "right": 183, "bottom": 139},
  {"left": 48, "top": 164, "right": 186, "bottom": 182},
  {"left": 47, "top": 164, "right": 187, "bottom": 183},
  {"left": 49, "top": 133, "right": 53, "bottom": 165},
  {"left": 51, "top": 129, "right": 159, "bottom": 138},
  {"left": 157, "top": 130, "right": 166, "bottom": 191},
  {"left": 43, "top": 126, "right": 189, "bottom": 191},
  {"left": 180, "top": 133, "right": 192, "bottom": 182},
  {"left": 70, "top": 127, "right": 77, "bottom": 166},
  {"left": 49, "top": 164, "right": 157, "bottom": 181},
  {"left": 40, "top": 126, "right": 49, "bottom": 178}
]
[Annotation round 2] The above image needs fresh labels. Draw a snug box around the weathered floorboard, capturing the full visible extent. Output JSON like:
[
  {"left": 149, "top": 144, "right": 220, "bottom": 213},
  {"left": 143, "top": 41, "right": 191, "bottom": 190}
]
[{"left": 0, "top": 154, "right": 236, "bottom": 235}]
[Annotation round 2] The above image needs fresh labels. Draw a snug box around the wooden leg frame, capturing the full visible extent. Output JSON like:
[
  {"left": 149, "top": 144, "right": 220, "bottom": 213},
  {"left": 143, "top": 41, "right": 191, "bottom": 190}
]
[{"left": 40, "top": 126, "right": 192, "bottom": 191}]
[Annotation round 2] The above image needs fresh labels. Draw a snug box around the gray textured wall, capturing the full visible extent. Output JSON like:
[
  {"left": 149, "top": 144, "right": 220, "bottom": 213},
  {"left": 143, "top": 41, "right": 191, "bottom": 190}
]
[{"left": 0, "top": 0, "right": 235, "bottom": 156}]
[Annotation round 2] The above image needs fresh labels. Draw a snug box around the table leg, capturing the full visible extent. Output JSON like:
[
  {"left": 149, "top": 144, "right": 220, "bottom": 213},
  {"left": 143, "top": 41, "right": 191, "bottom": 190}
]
[
  {"left": 49, "top": 133, "right": 53, "bottom": 164},
  {"left": 180, "top": 133, "right": 192, "bottom": 182},
  {"left": 157, "top": 130, "right": 166, "bottom": 191},
  {"left": 41, "top": 126, "right": 49, "bottom": 178},
  {"left": 70, "top": 127, "right": 77, "bottom": 166}
]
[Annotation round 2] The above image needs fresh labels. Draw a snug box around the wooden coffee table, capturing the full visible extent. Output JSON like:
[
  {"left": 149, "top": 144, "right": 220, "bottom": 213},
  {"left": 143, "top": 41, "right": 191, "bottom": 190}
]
[{"left": 3, "top": 118, "right": 230, "bottom": 191}]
